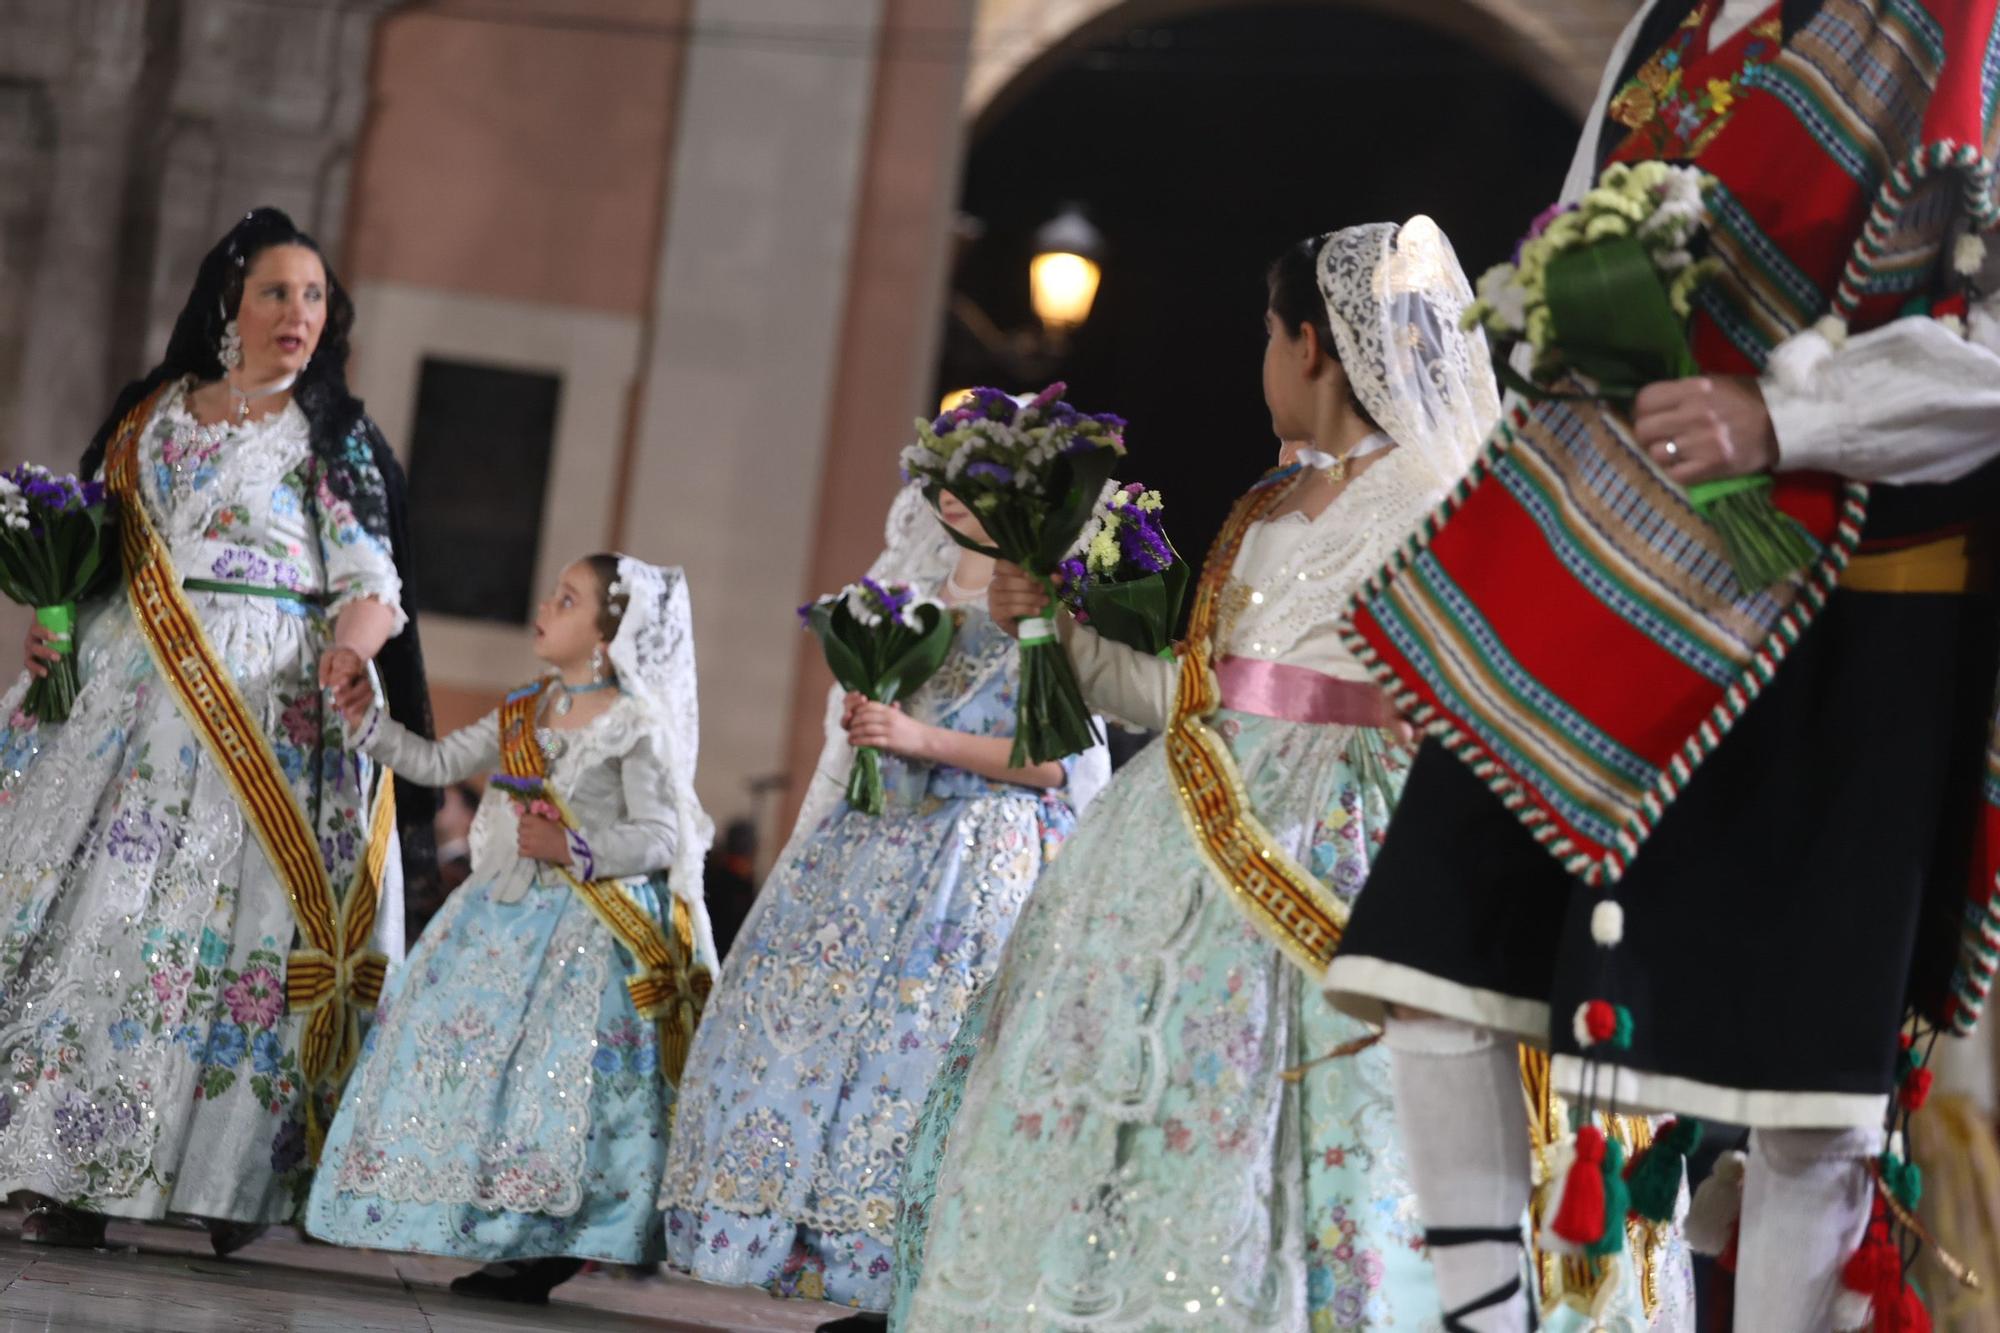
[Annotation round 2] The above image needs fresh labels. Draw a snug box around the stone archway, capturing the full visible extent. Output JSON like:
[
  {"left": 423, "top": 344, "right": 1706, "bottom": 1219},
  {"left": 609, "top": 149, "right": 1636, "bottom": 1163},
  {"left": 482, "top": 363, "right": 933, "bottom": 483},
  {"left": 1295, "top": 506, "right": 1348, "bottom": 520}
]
[{"left": 970, "top": 0, "right": 1632, "bottom": 127}]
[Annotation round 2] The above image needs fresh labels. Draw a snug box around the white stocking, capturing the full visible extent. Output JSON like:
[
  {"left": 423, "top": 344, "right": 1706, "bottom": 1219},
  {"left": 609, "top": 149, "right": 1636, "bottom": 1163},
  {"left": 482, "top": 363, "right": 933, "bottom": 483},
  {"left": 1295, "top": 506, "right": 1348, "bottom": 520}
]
[
  {"left": 1383, "top": 1013, "right": 1534, "bottom": 1332},
  {"left": 1735, "top": 1125, "right": 1881, "bottom": 1333}
]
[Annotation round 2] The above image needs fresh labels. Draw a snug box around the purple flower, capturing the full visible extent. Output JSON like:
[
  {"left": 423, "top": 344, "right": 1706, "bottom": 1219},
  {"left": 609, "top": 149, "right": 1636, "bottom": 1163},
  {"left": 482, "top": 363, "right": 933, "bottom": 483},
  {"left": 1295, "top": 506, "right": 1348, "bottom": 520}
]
[
  {"left": 963, "top": 461, "right": 1015, "bottom": 486},
  {"left": 1514, "top": 201, "right": 1578, "bottom": 262},
  {"left": 1117, "top": 511, "right": 1173, "bottom": 575}
]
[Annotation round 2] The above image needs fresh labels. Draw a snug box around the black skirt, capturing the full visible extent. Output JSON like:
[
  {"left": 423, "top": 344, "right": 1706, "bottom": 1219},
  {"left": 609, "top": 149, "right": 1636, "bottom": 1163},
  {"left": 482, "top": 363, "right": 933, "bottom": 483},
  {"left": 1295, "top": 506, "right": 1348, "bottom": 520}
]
[{"left": 1327, "top": 473, "right": 2000, "bottom": 1129}]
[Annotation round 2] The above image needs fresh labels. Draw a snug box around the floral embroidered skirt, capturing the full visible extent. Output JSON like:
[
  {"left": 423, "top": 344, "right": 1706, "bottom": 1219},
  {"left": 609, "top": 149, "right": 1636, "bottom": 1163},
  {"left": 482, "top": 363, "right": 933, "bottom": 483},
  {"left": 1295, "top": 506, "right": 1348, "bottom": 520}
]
[
  {"left": 306, "top": 874, "right": 671, "bottom": 1264},
  {"left": 894, "top": 714, "right": 1444, "bottom": 1331},
  {"left": 660, "top": 785, "right": 1064, "bottom": 1309},
  {"left": 0, "top": 592, "right": 396, "bottom": 1223}
]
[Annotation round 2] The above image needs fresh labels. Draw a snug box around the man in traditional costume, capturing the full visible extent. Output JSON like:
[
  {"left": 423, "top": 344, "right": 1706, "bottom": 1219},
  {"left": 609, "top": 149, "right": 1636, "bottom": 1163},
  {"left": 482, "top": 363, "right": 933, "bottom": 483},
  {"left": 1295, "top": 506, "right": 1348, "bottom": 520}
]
[{"left": 1323, "top": 0, "right": 2000, "bottom": 1328}]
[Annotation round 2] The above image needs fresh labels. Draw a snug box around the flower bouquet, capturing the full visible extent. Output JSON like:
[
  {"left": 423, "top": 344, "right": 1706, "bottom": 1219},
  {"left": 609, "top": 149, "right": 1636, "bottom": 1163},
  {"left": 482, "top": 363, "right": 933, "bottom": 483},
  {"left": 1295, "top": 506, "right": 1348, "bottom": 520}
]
[
  {"left": 1465, "top": 160, "right": 1816, "bottom": 590},
  {"left": 1056, "top": 482, "right": 1188, "bottom": 658},
  {"left": 799, "top": 577, "right": 955, "bottom": 816},
  {"left": 901, "top": 383, "right": 1125, "bottom": 765},
  {"left": 0, "top": 465, "right": 118, "bottom": 723}
]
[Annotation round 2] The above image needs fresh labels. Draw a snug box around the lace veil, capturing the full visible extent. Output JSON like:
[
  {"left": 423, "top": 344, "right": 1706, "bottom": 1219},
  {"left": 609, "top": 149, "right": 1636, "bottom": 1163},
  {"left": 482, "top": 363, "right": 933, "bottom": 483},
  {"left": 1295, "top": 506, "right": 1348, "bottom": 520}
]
[
  {"left": 1315, "top": 216, "right": 1499, "bottom": 490},
  {"left": 608, "top": 557, "right": 720, "bottom": 972}
]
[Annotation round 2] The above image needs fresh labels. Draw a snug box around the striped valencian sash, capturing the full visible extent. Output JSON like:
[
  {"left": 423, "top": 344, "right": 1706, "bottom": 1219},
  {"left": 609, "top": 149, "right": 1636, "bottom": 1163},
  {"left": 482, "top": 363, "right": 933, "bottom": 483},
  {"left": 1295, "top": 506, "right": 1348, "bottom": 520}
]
[
  {"left": 1343, "top": 0, "right": 2000, "bottom": 1026},
  {"left": 1165, "top": 466, "right": 1359, "bottom": 975},
  {"left": 497, "top": 683, "right": 711, "bottom": 1084},
  {"left": 103, "top": 387, "right": 396, "bottom": 1121}
]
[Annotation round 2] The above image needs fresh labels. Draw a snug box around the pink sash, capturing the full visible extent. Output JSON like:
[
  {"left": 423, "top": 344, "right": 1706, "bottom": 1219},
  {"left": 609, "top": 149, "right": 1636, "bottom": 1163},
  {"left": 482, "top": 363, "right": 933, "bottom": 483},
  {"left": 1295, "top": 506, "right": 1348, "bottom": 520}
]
[{"left": 1213, "top": 655, "right": 1394, "bottom": 729}]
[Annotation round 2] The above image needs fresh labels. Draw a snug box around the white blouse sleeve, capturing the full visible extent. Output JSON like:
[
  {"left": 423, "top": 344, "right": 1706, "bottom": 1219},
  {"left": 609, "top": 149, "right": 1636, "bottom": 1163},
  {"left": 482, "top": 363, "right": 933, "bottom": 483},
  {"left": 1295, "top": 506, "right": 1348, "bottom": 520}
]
[
  {"left": 357, "top": 711, "right": 502, "bottom": 788},
  {"left": 313, "top": 475, "right": 407, "bottom": 634},
  {"left": 1064, "top": 621, "right": 1179, "bottom": 734},
  {"left": 568, "top": 728, "right": 680, "bottom": 882},
  {"left": 1763, "top": 287, "right": 2000, "bottom": 486}
]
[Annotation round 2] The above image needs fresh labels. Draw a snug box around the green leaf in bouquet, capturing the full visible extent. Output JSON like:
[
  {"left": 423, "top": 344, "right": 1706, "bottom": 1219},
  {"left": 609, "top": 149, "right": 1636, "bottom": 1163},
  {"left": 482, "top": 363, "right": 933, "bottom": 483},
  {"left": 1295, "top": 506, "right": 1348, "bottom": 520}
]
[
  {"left": 873, "top": 603, "right": 955, "bottom": 705},
  {"left": 1079, "top": 550, "right": 1190, "bottom": 658},
  {"left": 1032, "top": 445, "right": 1121, "bottom": 573},
  {"left": 1543, "top": 235, "right": 1698, "bottom": 399},
  {"left": 804, "top": 603, "right": 871, "bottom": 693}
]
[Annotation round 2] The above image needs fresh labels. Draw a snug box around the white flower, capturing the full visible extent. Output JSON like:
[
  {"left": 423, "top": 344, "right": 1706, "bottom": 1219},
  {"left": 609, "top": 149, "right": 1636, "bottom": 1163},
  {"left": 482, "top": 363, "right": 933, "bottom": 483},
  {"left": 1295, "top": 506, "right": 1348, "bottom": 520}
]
[
  {"left": 1813, "top": 314, "right": 1850, "bottom": 350},
  {"left": 1954, "top": 233, "right": 1987, "bottom": 276},
  {"left": 1475, "top": 264, "right": 1531, "bottom": 334}
]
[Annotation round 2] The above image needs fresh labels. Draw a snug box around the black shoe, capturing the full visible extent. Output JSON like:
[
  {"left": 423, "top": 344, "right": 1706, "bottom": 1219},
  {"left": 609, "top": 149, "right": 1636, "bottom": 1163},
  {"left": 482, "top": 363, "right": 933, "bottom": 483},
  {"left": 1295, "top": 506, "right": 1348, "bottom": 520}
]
[
  {"left": 815, "top": 1316, "right": 889, "bottom": 1332},
  {"left": 205, "top": 1218, "right": 268, "bottom": 1258},
  {"left": 449, "top": 1257, "right": 587, "bottom": 1305},
  {"left": 1427, "top": 1225, "right": 1533, "bottom": 1333}
]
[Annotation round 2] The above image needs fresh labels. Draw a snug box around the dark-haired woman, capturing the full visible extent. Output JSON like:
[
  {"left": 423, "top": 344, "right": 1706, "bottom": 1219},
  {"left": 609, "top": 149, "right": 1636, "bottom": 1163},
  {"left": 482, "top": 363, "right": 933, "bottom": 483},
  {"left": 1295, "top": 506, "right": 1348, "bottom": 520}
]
[{"left": 0, "top": 207, "right": 431, "bottom": 1250}]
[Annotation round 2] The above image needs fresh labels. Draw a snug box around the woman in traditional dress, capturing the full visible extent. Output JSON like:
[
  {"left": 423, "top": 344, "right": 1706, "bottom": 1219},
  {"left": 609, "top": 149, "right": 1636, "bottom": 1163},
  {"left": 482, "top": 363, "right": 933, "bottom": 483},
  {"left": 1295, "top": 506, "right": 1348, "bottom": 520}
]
[
  {"left": 308, "top": 555, "right": 716, "bottom": 1306},
  {"left": 658, "top": 485, "right": 1108, "bottom": 1314},
  {"left": 894, "top": 219, "right": 1690, "bottom": 1331},
  {"left": 0, "top": 206, "right": 432, "bottom": 1250}
]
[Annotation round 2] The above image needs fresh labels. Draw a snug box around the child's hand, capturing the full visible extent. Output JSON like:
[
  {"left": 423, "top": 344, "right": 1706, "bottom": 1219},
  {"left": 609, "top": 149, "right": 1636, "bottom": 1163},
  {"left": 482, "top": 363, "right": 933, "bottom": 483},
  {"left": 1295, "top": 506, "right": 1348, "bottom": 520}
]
[
  {"left": 517, "top": 813, "right": 571, "bottom": 865},
  {"left": 844, "top": 700, "right": 932, "bottom": 761},
  {"left": 988, "top": 563, "right": 1050, "bottom": 640},
  {"left": 319, "top": 647, "right": 373, "bottom": 719}
]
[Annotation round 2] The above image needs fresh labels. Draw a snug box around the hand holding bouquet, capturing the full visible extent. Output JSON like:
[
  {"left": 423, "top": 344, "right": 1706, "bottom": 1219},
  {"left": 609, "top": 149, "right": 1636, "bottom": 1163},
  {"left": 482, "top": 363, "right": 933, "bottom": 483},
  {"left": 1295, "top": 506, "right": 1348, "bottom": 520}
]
[
  {"left": 1465, "top": 161, "right": 1815, "bottom": 590},
  {"left": 900, "top": 383, "right": 1125, "bottom": 765},
  {"left": 799, "top": 578, "right": 955, "bottom": 816},
  {"left": 0, "top": 465, "right": 118, "bottom": 723},
  {"left": 1055, "top": 482, "right": 1187, "bottom": 658}
]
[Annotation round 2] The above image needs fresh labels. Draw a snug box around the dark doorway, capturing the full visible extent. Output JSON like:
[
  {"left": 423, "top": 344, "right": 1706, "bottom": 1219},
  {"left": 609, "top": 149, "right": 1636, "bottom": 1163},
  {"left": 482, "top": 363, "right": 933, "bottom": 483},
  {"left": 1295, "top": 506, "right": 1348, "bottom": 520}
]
[{"left": 939, "top": 3, "right": 1577, "bottom": 579}]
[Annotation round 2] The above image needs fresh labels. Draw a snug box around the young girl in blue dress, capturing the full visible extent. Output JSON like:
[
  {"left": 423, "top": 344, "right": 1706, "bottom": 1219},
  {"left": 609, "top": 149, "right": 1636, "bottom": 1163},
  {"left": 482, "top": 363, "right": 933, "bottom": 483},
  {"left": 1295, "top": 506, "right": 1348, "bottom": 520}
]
[{"left": 308, "top": 554, "right": 716, "bottom": 1306}]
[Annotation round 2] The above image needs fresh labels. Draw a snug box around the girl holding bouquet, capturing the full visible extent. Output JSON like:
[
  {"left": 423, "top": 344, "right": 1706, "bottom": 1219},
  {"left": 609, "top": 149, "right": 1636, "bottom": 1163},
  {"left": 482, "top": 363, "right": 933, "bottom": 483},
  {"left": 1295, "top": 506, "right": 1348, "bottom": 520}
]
[
  {"left": 308, "top": 554, "right": 717, "bottom": 1306},
  {"left": 0, "top": 207, "right": 431, "bottom": 1251},
  {"left": 895, "top": 219, "right": 1689, "bottom": 1331},
  {"left": 658, "top": 486, "right": 1108, "bottom": 1313}
]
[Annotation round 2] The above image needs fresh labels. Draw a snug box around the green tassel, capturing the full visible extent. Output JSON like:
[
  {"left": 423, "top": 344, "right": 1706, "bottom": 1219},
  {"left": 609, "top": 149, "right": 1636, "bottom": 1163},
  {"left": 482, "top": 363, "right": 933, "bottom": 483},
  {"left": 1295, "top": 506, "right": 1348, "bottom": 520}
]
[
  {"left": 1881, "top": 1152, "right": 1924, "bottom": 1211},
  {"left": 1588, "top": 1137, "right": 1631, "bottom": 1259},
  {"left": 1626, "top": 1118, "right": 1703, "bottom": 1223},
  {"left": 1612, "top": 1005, "right": 1635, "bottom": 1050},
  {"left": 1685, "top": 476, "right": 1819, "bottom": 593}
]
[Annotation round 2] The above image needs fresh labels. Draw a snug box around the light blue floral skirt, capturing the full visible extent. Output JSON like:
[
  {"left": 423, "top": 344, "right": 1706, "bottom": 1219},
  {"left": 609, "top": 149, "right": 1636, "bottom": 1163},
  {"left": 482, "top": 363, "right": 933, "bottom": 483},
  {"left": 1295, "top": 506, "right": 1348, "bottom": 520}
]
[{"left": 306, "top": 874, "right": 672, "bottom": 1264}]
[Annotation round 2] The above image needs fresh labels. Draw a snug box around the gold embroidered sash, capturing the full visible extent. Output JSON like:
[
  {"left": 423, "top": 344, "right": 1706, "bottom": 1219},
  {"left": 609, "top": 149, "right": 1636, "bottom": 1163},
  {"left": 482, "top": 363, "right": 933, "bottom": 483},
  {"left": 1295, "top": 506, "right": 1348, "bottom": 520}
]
[
  {"left": 104, "top": 387, "right": 395, "bottom": 1114},
  {"left": 1164, "top": 470, "right": 1353, "bottom": 975},
  {"left": 498, "top": 684, "right": 711, "bottom": 1084}
]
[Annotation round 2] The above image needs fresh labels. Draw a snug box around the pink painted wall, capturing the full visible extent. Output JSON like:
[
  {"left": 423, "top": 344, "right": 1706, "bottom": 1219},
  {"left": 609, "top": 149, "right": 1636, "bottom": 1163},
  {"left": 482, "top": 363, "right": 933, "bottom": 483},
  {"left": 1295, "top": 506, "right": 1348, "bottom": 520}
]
[{"left": 346, "top": 0, "right": 691, "bottom": 315}]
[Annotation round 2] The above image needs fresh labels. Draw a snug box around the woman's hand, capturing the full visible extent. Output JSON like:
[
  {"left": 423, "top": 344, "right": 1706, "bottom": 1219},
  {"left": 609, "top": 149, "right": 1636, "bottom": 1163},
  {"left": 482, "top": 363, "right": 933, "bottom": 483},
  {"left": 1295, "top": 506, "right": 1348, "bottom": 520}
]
[
  {"left": 22, "top": 623, "right": 62, "bottom": 680},
  {"left": 988, "top": 562, "right": 1052, "bottom": 640},
  {"left": 517, "top": 812, "right": 572, "bottom": 865},
  {"left": 1631, "top": 376, "right": 1778, "bottom": 483},
  {"left": 844, "top": 700, "right": 934, "bottom": 761},
  {"left": 319, "top": 646, "right": 373, "bottom": 719}
]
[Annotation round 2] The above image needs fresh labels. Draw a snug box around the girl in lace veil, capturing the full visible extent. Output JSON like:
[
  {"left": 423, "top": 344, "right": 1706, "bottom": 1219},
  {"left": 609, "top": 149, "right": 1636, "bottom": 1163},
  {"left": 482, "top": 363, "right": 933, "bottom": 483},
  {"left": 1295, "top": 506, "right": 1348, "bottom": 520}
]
[
  {"left": 307, "top": 553, "right": 711, "bottom": 1304},
  {"left": 659, "top": 476, "right": 1108, "bottom": 1315},
  {"left": 891, "top": 219, "right": 1683, "bottom": 1332}
]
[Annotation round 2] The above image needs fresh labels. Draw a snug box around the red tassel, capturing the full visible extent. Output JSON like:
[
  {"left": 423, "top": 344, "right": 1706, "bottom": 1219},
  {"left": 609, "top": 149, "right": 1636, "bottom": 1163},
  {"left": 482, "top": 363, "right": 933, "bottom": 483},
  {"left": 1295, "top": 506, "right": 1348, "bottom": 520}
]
[
  {"left": 1551, "top": 1126, "right": 1608, "bottom": 1246},
  {"left": 1876, "top": 1284, "right": 1932, "bottom": 1333},
  {"left": 1899, "top": 1068, "right": 1934, "bottom": 1112},
  {"left": 1844, "top": 1238, "right": 1900, "bottom": 1297}
]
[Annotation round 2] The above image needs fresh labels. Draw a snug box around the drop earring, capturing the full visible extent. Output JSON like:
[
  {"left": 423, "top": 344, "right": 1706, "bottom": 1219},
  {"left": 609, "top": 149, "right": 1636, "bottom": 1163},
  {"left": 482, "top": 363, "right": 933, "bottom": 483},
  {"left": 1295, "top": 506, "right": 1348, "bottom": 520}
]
[
  {"left": 218, "top": 320, "right": 244, "bottom": 371},
  {"left": 590, "top": 644, "right": 607, "bottom": 684}
]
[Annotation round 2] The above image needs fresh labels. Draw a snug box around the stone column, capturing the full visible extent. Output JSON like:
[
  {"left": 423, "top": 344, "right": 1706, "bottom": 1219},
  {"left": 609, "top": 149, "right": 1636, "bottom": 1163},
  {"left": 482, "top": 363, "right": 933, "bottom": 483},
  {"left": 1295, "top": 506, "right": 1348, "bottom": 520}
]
[
  {"left": 621, "top": 0, "right": 891, "bottom": 833},
  {"left": 777, "top": 0, "right": 979, "bottom": 840},
  {"left": 10, "top": 0, "right": 152, "bottom": 462}
]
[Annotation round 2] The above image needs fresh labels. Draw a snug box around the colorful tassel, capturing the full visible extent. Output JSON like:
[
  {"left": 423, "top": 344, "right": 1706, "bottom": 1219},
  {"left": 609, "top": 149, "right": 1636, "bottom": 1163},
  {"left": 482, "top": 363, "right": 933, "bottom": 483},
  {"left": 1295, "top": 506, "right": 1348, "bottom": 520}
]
[
  {"left": 1625, "top": 1117, "right": 1703, "bottom": 1223},
  {"left": 1684, "top": 1150, "right": 1745, "bottom": 1256},
  {"left": 1550, "top": 1126, "right": 1608, "bottom": 1246},
  {"left": 1574, "top": 999, "right": 1618, "bottom": 1049},
  {"left": 1878, "top": 1283, "right": 1933, "bottom": 1333},
  {"left": 1587, "top": 1136, "right": 1630, "bottom": 1258},
  {"left": 1880, "top": 1153, "right": 1924, "bottom": 1211},
  {"left": 1899, "top": 1067, "right": 1934, "bottom": 1112},
  {"left": 1538, "top": 1136, "right": 1585, "bottom": 1256}
]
